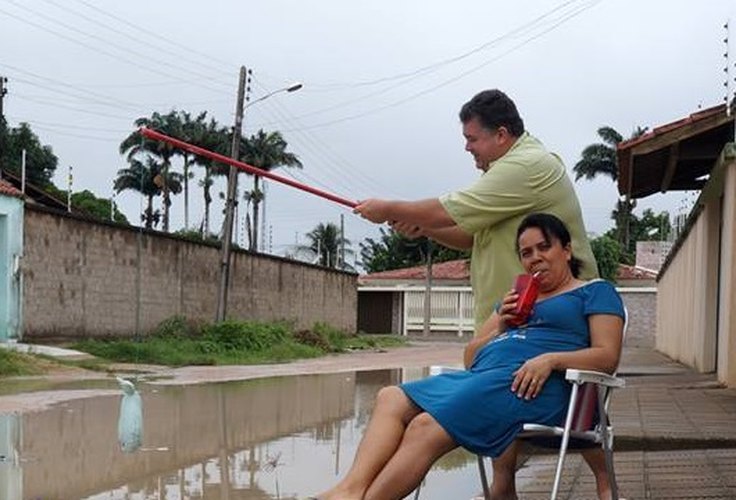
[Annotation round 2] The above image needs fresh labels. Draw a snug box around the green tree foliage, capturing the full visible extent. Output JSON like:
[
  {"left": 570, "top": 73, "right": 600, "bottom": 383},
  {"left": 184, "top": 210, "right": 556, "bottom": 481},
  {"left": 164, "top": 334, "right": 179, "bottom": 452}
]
[
  {"left": 359, "top": 227, "right": 470, "bottom": 273},
  {"left": 574, "top": 125, "right": 648, "bottom": 250},
  {"left": 71, "top": 190, "right": 129, "bottom": 223},
  {"left": 241, "top": 129, "right": 302, "bottom": 251},
  {"left": 193, "top": 117, "right": 230, "bottom": 236},
  {"left": 304, "top": 222, "right": 352, "bottom": 268},
  {"left": 605, "top": 208, "right": 671, "bottom": 262},
  {"left": 0, "top": 122, "right": 58, "bottom": 186},
  {"left": 589, "top": 235, "right": 622, "bottom": 282},
  {"left": 44, "top": 186, "right": 130, "bottom": 223},
  {"left": 171, "top": 110, "right": 208, "bottom": 230},
  {"left": 114, "top": 157, "right": 164, "bottom": 229},
  {"left": 120, "top": 111, "right": 182, "bottom": 232}
]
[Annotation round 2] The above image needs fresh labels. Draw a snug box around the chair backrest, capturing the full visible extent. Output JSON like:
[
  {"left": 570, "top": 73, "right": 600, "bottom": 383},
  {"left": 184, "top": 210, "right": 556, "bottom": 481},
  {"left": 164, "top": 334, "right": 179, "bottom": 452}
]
[{"left": 567, "top": 307, "right": 629, "bottom": 433}]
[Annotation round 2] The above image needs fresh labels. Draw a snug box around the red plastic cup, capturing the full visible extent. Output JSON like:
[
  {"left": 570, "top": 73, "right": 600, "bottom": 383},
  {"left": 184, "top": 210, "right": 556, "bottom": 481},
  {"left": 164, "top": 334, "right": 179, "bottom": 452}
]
[{"left": 506, "top": 273, "right": 540, "bottom": 326}]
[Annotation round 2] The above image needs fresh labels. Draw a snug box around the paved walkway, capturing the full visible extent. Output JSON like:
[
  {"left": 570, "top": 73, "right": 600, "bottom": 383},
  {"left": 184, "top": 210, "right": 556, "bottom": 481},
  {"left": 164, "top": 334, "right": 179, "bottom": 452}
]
[
  {"left": 514, "top": 346, "right": 736, "bottom": 499},
  {"left": 2, "top": 341, "right": 735, "bottom": 498}
]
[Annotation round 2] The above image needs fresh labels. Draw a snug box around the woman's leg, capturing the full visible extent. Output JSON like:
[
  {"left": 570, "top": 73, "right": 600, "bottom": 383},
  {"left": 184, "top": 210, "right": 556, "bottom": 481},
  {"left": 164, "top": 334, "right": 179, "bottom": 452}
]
[
  {"left": 581, "top": 448, "right": 615, "bottom": 500},
  {"left": 363, "top": 412, "right": 457, "bottom": 500},
  {"left": 490, "top": 441, "right": 520, "bottom": 500},
  {"left": 316, "top": 386, "right": 422, "bottom": 500},
  {"left": 491, "top": 445, "right": 613, "bottom": 500}
]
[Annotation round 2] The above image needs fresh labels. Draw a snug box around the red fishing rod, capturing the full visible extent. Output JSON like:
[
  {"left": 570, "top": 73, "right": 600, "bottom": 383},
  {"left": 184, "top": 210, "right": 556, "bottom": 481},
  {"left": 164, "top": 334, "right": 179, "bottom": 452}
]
[{"left": 139, "top": 127, "right": 358, "bottom": 209}]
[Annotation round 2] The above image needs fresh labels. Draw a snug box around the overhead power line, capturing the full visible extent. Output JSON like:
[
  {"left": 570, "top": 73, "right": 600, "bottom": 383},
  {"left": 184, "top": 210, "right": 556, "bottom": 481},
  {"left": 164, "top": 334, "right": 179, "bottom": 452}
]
[
  {"left": 0, "top": 1, "right": 231, "bottom": 96},
  {"left": 72, "top": 0, "right": 237, "bottom": 74},
  {"left": 282, "top": 0, "right": 603, "bottom": 132},
  {"left": 40, "top": 0, "right": 235, "bottom": 80}
]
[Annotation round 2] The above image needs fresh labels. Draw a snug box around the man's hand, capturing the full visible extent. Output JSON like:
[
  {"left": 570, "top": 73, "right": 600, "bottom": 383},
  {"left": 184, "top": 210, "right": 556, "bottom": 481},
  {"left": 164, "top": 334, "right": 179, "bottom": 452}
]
[
  {"left": 390, "top": 221, "right": 424, "bottom": 239},
  {"left": 354, "top": 199, "right": 391, "bottom": 223}
]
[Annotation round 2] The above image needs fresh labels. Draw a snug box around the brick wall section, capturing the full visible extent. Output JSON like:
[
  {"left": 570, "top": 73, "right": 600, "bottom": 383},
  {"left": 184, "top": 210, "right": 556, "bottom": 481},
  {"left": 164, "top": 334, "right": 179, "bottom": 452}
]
[
  {"left": 22, "top": 206, "right": 357, "bottom": 340},
  {"left": 619, "top": 289, "right": 657, "bottom": 348}
]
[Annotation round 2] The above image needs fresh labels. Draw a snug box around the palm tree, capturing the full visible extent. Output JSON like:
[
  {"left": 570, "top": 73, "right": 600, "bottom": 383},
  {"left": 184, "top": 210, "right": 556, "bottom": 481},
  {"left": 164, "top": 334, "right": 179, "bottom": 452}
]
[
  {"left": 120, "top": 111, "right": 180, "bottom": 232},
  {"left": 303, "top": 222, "right": 352, "bottom": 268},
  {"left": 574, "top": 126, "right": 648, "bottom": 249},
  {"left": 175, "top": 110, "right": 207, "bottom": 229},
  {"left": 241, "top": 130, "right": 302, "bottom": 251},
  {"left": 193, "top": 118, "right": 230, "bottom": 236},
  {"left": 114, "top": 156, "right": 162, "bottom": 229}
]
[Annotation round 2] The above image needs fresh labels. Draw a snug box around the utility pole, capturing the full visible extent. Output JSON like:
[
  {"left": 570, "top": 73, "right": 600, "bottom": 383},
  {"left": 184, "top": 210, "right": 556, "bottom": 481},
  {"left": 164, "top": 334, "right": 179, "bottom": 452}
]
[
  {"left": 340, "top": 213, "right": 345, "bottom": 269},
  {"left": 422, "top": 240, "right": 434, "bottom": 338},
  {"left": 0, "top": 76, "right": 8, "bottom": 121},
  {"left": 216, "top": 65, "right": 248, "bottom": 322},
  {"left": 67, "top": 165, "right": 73, "bottom": 212}
]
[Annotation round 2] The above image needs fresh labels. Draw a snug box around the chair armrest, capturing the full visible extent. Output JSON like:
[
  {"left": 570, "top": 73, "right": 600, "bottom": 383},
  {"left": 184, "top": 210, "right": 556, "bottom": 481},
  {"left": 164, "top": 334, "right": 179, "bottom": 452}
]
[
  {"left": 565, "top": 369, "right": 625, "bottom": 388},
  {"left": 428, "top": 365, "right": 464, "bottom": 376}
]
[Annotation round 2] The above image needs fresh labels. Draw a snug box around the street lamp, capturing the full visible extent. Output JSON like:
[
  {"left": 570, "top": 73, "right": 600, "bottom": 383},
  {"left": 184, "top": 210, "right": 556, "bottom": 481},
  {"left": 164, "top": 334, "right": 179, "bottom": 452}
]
[
  {"left": 245, "top": 82, "right": 303, "bottom": 109},
  {"left": 216, "top": 75, "right": 303, "bottom": 322}
]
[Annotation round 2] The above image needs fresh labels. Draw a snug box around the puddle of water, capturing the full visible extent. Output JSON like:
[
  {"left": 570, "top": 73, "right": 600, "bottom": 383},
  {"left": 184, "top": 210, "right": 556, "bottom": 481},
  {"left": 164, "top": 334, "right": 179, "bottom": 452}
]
[
  {"left": 0, "top": 377, "right": 119, "bottom": 397},
  {"left": 0, "top": 368, "right": 485, "bottom": 499}
]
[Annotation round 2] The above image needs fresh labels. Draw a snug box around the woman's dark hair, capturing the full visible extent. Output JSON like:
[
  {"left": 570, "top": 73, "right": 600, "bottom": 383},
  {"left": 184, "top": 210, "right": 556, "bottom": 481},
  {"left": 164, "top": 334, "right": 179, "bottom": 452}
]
[
  {"left": 515, "top": 213, "right": 582, "bottom": 278},
  {"left": 459, "top": 89, "right": 525, "bottom": 136}
]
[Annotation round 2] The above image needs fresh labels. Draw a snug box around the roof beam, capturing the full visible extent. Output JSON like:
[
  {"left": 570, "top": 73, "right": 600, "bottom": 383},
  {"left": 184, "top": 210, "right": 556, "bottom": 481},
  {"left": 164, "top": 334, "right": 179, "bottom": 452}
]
[
  {"left": 629, "top": 113, "right": 733, "bottom": 157},
  {"left": 660, "top": 143, "right": 680, "bottom": 193}
]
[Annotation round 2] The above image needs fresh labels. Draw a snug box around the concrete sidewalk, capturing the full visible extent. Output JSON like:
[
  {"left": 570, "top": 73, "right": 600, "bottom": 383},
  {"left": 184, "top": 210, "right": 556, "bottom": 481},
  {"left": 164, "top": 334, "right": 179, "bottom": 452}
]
[{"left": 513, "top": 347, "right": 736, "bottom": 499}]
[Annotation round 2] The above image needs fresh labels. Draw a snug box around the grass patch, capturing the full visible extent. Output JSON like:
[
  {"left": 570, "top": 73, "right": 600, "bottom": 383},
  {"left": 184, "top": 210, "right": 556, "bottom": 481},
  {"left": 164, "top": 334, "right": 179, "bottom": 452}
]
[
  {"left": 70, "top": 317, "right": 406, "bottom": 367},
  {"left": 0, "top": 348, "right": 45, "bottom": 377}
]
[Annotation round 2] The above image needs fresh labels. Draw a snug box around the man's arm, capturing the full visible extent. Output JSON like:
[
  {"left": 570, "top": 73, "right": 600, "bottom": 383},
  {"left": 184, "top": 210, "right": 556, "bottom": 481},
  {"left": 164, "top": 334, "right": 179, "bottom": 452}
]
[
  {"left": 391, "top": 221, "right": 473, "bottom": 250},
  {"left": 354, "top": 198, "right": 455, "bottom": 229},
  {"left": 422, "top": 226, "right": 473, "bottom": 250}
]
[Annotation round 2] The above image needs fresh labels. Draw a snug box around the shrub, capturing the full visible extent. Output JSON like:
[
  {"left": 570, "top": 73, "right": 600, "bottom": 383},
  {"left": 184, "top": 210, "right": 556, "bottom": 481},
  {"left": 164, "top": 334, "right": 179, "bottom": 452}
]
[
  {"left": 202, "top": 321, "right": 291, "bottom": 352},
  {"left": 292, "top": 329, "right": 332, "bottom": 351},
  {"left": 152, "top": 316, "right": 201, "bottom": 338}
]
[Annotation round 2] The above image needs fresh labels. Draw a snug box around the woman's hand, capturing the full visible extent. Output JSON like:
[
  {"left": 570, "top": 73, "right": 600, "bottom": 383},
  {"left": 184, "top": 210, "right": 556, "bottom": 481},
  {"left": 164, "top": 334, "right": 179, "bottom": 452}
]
[
  {"left": 511, "top": 353, "right": 555, "bottom": 400},
  {"left": 497, "top": 289, "right": 523, "bottom": 328}
]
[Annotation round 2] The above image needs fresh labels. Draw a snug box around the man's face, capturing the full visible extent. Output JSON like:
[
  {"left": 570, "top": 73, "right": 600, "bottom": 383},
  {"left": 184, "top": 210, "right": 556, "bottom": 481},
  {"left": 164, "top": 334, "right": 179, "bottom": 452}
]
[{"left": 462, "top": 117, "right": 507, "bottom": 171}]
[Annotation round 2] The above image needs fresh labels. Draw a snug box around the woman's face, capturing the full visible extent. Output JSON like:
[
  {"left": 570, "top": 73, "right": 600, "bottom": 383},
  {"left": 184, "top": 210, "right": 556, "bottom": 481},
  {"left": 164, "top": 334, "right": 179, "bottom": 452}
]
[{"left": 517, "top": 227, "right": 572, "bottom": 291}]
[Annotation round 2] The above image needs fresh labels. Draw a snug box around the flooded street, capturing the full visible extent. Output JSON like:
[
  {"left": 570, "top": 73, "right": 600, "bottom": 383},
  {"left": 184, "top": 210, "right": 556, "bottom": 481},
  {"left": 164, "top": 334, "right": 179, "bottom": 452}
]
[{"left": 0, "top": 368, "right": 482, "bottom": 499}]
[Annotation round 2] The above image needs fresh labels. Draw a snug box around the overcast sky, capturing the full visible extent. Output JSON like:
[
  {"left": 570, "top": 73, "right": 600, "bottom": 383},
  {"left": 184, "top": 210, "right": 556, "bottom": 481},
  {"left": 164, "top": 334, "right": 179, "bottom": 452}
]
[{"left": 2, "top": 0, "right": 735, "bottom": 266}]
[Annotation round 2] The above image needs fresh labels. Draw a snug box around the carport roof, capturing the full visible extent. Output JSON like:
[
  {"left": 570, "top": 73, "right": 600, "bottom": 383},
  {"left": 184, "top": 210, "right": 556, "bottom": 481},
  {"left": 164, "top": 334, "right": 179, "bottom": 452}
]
[{"left": 617, "top": 104, "right": 735, "bottom": 199}]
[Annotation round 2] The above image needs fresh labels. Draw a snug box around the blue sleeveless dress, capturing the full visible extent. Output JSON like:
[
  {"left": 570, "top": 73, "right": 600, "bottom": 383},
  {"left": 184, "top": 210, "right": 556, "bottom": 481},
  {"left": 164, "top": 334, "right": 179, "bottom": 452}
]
[{"left": 400, "top": 280, "right": 625, "bottom": 457}]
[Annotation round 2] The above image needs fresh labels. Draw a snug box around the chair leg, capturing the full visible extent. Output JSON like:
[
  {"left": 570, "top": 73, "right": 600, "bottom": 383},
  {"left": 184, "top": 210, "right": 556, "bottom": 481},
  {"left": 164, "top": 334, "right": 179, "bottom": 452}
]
[
  {"left": 477, "top": 455, "right": 491, "bottom": 500},
  {"left": 551, "top": 383, "right": 580, "bottom": 500},
  {"left": 597, "top": 389, "right": 618, "bottom": 500}
]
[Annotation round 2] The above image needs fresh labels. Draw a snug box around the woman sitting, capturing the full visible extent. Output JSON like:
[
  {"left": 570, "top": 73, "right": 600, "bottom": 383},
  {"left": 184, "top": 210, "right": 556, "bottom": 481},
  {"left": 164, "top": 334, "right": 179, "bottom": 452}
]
[{"left": 313, "top": 213, "right": 625, "bottom": 500}]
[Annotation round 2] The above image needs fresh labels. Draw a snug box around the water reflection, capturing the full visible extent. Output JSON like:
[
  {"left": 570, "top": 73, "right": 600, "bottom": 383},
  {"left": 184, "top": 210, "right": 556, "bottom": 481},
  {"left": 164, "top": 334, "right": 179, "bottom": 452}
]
[{"left": 3, "top": 369, "right": 481, "bottom": 499}]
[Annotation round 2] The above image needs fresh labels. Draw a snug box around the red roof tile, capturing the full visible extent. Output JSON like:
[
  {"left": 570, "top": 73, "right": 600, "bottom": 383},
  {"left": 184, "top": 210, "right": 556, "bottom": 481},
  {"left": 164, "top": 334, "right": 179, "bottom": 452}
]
[
  {"left": 617, "top": 104, "right": 726, "bottom": 152},
  {"left": 361, "top": 259, "right": 470, "bottom": 281},
  {"left": 0, "top": 179, "right": 23, "bottom": 199},
  {"left": 616, "top": 264, "right": 657, "bottom": 281}
]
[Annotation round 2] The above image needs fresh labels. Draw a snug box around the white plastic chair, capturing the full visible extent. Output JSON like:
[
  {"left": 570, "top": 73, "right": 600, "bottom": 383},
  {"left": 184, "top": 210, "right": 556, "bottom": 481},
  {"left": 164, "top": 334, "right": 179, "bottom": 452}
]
[{"left": 415, "top": 309, "right": 628, "bottom": 500}]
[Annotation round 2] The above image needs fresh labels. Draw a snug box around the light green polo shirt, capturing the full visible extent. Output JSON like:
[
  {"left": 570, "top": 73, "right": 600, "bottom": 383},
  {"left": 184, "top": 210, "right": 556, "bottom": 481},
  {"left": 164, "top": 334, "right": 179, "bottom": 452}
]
[{"left": 439, "top": 131, "right": 598, "bottom": 332}]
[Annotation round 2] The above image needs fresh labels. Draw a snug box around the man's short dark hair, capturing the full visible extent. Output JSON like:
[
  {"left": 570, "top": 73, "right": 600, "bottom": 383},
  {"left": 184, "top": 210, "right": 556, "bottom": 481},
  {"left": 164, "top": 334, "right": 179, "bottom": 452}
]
[{"left": 459, "top": 89, "right": 525, "bottom": 136}]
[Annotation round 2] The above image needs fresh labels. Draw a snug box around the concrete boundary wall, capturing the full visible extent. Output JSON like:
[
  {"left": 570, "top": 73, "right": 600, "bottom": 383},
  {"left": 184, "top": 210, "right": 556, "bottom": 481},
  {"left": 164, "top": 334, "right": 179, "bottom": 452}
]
[{"left": 22, "top": 206, "right": 357, "bottom": 340}]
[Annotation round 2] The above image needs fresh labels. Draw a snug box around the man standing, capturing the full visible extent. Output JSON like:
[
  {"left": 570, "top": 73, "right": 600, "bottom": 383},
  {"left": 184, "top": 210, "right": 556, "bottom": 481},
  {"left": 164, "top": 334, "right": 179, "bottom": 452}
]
[
  {"left": 355, "top": 89, "right": 597, "bottom": 328},
  {"left": 355, "top": 89, "right": 614, "bottom": 499}
]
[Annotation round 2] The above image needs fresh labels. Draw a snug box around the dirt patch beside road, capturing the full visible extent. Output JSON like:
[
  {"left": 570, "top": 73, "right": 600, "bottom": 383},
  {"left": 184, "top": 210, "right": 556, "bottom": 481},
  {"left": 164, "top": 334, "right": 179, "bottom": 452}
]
[{"left": 0, "top": 342, "right": 466, "bottom": 413}]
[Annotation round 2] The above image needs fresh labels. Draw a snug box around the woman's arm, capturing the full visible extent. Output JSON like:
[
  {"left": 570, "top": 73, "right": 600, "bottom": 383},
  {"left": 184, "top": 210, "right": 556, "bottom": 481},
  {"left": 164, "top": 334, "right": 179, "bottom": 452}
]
[
  {"left": 463, "top": 312, "right": 502, "bottom": 369},
  {"left": 511, "top": 313, "right": 624, "bottom": 400},
  {"left": 463, "top": 288, "right": 520, "bottom": 368}
]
